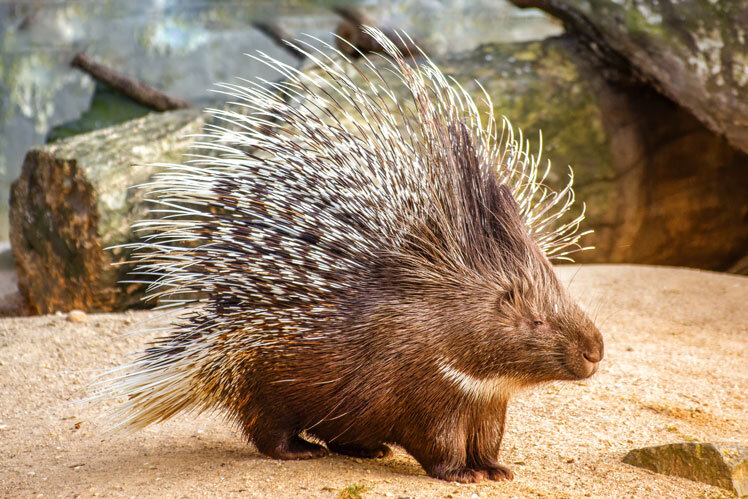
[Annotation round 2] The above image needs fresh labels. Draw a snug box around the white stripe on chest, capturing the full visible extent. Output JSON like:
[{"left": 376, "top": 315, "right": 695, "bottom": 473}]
[{"left": 437, "top": 358, "right": 521, "bottom": 402}]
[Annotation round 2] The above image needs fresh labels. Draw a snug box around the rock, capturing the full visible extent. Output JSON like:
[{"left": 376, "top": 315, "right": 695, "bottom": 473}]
[
  {"left": 508, "top": 0, "right": 748, "bottom": 157},
  {"left": 439, "top": 38, "right": 748, "bottom": 270},
  {"left": 66, "top": 310, "right": 87, "bottom": 323},
  {"left": 46, "top": 84, "right": 152, "bottom": 144},
  {"left": 9, "top": 109, "right": 204, "bottom": 314},
  {"left": 729, "top": 253, "right": 748, "bottom": 275},
  {"left": 623, "top": 443, "right": 748, "bottom": 496}
]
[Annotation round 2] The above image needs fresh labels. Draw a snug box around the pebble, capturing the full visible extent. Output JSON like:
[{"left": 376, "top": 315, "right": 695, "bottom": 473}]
[{"left": 67, "top": 310, "right": 87, "bottom": 323}]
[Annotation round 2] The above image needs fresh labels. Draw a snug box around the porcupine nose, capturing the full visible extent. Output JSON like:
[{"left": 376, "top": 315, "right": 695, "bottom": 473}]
[{"left": 581, "top": 342, "right": 604, "bottom": 377}]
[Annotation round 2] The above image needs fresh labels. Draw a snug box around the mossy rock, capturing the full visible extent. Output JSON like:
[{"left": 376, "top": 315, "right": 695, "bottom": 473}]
[
  {"left": 9, "top": 108, "right": 203, "bottom": 314},
  {"left": 510, "top": 0, "right": 748, "bottom": 156},
  {"left": 623, "top": 442, "right": 748, "bottom": 496}
]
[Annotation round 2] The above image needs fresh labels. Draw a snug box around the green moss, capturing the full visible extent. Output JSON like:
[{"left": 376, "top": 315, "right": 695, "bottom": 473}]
[
  {"left": 621, "top": 5, "right": 666, "bottom": 38},
  {"left": 47, "top": 83, "right": 152, "bottom": 143},
  {"left": 338, "top": 483, "right": 369, "bottom": 499}
]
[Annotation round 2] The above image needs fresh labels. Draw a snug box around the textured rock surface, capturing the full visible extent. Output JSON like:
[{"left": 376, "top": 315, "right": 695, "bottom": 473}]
[
  {"left": 623, "top": 443, "right": 748, "bottom": 496},
  {"left": 439, "top": 39, "right": 748, "bottom": 269},
  {"left": 509, "top": 0, "right": 748, "bottom": 156},
  {"left": 9, "top": 109, "right": 203, "bottom": 314}
]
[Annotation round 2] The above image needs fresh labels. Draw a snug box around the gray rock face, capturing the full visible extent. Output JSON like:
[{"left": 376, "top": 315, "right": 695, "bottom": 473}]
[
  {"left": 623, "top": 443, "right": 748, "bottom": 496},
  {"left": 509, "top": 0, "right": 748, "bottom": 156}
]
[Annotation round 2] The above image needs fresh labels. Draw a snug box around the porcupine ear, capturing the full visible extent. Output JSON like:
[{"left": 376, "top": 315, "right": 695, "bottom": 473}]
[{"left": 496, "top": 285, "right": 518, "bottom": 307}]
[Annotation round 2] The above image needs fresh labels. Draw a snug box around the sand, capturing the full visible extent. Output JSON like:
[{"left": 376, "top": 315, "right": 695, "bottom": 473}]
[{"left": 1, "top": 264, "right": 746, "bottom": 498}]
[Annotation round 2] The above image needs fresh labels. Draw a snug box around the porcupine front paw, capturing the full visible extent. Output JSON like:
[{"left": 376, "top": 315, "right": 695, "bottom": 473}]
[
  {"left": 427, "top": 463, "right": 514, "bottom": 483},
  {"left": 475, "top": 463, "right": 514, "bottom": 481},
  {"left": 328, "top": 442, "right": 392, "bottom": 458}
]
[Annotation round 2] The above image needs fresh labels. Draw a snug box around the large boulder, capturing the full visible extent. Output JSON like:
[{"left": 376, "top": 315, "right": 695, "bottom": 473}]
[
  {"left": 449, "top": 39, "right": 748, "bottom": 269},
  {"left": 509, "top": 0, "right": 748, "bottom": 156},
  {"left": 9, "top": 109, "right": 203, "bottom": 314}
]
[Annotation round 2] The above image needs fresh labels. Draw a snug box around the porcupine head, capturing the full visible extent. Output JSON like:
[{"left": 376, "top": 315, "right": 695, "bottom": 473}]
[{"left": 102, "top": 27, "right": 604, "bottom": 484}]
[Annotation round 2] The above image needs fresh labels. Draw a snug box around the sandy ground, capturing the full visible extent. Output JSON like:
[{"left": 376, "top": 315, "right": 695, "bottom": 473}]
[{"left": 0, "top": 264, "right": 746, "bottom": 498}]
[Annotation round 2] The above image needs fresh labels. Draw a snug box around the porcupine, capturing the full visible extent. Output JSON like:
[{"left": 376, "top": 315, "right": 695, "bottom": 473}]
[{"left": 104, "top": 27, "right": 604, "bottom": 483}]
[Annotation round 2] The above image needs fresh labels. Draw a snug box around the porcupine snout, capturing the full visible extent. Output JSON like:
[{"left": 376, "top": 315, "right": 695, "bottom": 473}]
[{"left": 570, "top": 323, "right": 604, "bottom": 379}]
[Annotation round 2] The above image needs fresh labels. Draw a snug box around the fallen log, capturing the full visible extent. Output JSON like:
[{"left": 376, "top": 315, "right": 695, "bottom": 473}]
[{"left": 72, "top": 52, "right": 191, "bottom": 111}]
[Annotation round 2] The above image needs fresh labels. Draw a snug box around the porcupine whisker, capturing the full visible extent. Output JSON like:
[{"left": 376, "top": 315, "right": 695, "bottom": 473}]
[
  {"left": 594, "top": 296, "right": 620, "bottom": 329},
  {"left": 326, "top": 416, "right": 360, "bottom": 444}
]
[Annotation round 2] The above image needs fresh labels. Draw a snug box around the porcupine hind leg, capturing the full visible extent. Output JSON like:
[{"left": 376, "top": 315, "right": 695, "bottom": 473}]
[
  {"left": 245, "top": 411, "right": 328, "bottom": 460},
  {"left": 466, "top": 399, "right": 514, "bottom": 481},
  {"left": 327, "top": 442, "right": 392, "bottom": 458}
]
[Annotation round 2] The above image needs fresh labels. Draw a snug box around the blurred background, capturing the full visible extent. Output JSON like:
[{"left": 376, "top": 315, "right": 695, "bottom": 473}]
[
  {"left": 1, "top": 0, "right": 746, "bottom": 315},
  {"left": 0, "top": 0, "right": 561, "bottom": 239}
]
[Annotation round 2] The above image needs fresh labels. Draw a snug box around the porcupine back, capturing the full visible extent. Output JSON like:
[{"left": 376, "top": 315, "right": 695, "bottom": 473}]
[{"left": 103, "top": 27, "right": 589, "bottom": 432}]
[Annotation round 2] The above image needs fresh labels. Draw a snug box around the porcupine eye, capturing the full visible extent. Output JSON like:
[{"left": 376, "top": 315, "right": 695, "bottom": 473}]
[{"left": 533, "top": 320, "right": 544, "bottom": 326}]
